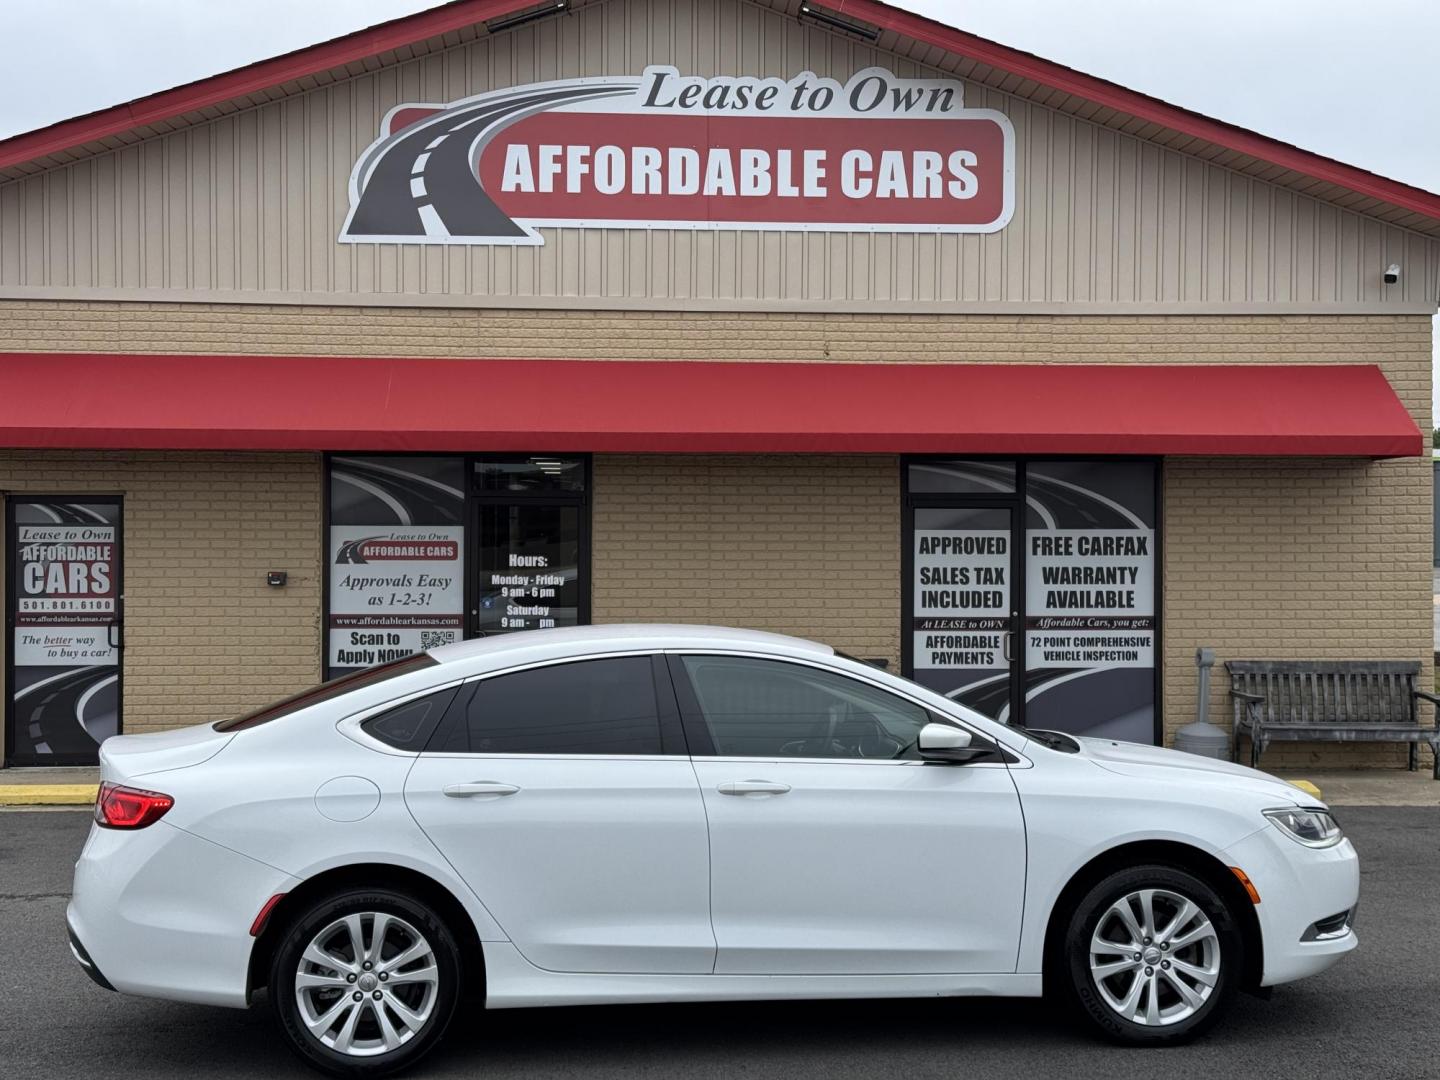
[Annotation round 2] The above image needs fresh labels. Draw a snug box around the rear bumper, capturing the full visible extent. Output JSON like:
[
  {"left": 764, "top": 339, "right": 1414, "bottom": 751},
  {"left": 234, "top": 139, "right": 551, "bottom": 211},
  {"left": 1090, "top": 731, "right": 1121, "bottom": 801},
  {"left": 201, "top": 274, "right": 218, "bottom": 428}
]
[
  {"left": 67, "top": 923, "right": 114, "bottom": 992},
  {"left": 1222, "top": 826, "right": 1360, "bottom": 987},
  {"left": 69, "top": 818, "right": 298, "bottom": 1008}
]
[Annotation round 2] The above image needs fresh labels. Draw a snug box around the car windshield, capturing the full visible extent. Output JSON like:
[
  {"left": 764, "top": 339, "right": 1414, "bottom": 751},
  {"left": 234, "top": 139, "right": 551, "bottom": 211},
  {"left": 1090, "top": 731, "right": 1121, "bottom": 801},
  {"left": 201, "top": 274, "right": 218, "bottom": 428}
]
[{"left": 213, "top": 653, "right": 439, "bottom": 732}]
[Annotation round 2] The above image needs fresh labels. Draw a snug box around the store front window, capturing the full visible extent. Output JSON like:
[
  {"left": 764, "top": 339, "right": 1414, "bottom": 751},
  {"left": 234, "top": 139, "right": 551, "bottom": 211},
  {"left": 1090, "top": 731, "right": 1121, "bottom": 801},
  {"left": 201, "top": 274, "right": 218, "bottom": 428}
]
[
  {"left": 904, "top": 459, "right": 1159, "bottom": 743},
  {"left": 325, "top": 455, "right": 589, "bottom": 678},
  {"left": 5, "top": 497, "right": 123, "bottom": 766}
]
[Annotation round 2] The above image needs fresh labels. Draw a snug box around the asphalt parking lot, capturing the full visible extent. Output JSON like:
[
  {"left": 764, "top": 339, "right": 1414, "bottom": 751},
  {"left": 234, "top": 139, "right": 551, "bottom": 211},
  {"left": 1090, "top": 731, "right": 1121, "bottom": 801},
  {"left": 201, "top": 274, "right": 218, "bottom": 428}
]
[{"left": 3, "top": 808, "right": 1437, "bottom": 1080}]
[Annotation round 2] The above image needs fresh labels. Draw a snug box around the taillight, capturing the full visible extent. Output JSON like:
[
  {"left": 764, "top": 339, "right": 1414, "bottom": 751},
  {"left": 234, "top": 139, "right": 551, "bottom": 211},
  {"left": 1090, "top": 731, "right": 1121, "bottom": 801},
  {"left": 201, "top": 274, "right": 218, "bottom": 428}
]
[{"left": 94, "top": 782, "right": 174, "bottom": 829}]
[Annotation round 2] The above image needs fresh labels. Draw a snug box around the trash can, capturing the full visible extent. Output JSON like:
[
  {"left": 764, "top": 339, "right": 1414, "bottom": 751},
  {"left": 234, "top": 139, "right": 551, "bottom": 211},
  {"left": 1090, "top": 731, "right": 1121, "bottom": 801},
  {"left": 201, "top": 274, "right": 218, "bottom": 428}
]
[{"left": 1173, "top": 647, "right": 1231, "bottom": 760}]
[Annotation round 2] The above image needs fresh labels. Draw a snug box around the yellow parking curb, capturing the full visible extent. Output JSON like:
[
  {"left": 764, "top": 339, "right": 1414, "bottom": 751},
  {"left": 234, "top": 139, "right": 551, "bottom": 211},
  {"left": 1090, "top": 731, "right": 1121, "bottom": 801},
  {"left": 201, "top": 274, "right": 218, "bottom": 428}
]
[
  {"left": 1288, "top": 779, "right": 1323, "bottom": 799},
  {"left": 0, "top": 784, "right": 98, "bottom": 806}
]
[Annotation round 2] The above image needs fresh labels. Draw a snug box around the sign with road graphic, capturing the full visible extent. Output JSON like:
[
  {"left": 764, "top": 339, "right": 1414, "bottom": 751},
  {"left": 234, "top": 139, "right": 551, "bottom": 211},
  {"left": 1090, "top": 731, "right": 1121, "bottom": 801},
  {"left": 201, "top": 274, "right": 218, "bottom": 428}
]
[
  {"left": 327, "top": 456, "right": 467, "bottom": 677},
  {"left": 328, "top": 526, "right": 465, "bottom": 670},
  {"left": 7, "top": 499, "right": 122, "bottom": 766},
  {"left": 905, "top": 461, "right": 1157, "bottom": 743},
  {"left": 1022, "top": 461, "right": 1157, "bottom": 743},
  {"left": 340, "top": 66, "right": 1014, "bottom": 245}
]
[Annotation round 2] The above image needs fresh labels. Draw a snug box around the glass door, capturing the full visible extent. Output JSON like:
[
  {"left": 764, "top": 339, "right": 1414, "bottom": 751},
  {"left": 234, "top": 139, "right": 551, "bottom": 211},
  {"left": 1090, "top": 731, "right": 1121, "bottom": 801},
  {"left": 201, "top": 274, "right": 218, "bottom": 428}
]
[
  {"left": 470, "top": 455, "right": 589, "bottom": 636},
  {"left": 6, "top": 496, "right": 122, "bottom": 766},
  {"left": 904, "top": 458, "right": 1161, "bottom": 743},
  {"left": 474, "top": 503, "right": 584, "bottom": 634},
  {"left": 905, "top": 503, "right": 1021, "bottom": 724}
]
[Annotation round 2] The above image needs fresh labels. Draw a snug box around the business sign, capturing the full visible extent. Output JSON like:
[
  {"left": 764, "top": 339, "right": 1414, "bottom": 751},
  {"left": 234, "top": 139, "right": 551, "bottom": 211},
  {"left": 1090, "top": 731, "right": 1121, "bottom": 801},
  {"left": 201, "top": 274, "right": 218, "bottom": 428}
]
[
  {"left": 905, "top": 461, "right": 1157, "bottom": 742},
  {"left": 908, "top": 506, "right": 1017, "bottom": 723},
  {"left": 328, "top": 527, "right": 465, "bottom": 669},
  {"left": 1026, "top": 534, "right": 1155, "bottom": 668},
  {"left": 912, "top": 526, "right": 1010, "bottom": 673},
  {"left": 7, "top": 500, "right": 122, "bottom": 766},
  {"left": 341, "top": 66, "right": 1014, "bottom": 245},
  {"left": 1023, "top": 461, "right": 1157, "bottom": 743},
  {"left": 327, "top": 457, "right": 466, "bottom": 676}
]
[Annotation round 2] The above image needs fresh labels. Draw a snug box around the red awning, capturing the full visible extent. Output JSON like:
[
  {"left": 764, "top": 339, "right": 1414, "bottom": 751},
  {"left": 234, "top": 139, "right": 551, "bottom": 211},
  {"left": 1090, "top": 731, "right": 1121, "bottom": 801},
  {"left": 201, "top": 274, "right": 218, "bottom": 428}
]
[{"left": 0, "top": 354, "right": 1421, "bottom": 457}]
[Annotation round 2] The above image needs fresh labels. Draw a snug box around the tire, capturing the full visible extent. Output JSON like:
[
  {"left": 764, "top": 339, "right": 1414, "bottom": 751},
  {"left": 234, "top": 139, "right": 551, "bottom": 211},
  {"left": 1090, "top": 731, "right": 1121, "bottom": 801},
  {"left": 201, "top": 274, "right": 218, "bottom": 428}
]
[
  {"left": 269, "top": 888, "right": 462, "bottom": 1078},
  {"left": 1061, "top": 864, "right": 1243, "bottom": 1045}
]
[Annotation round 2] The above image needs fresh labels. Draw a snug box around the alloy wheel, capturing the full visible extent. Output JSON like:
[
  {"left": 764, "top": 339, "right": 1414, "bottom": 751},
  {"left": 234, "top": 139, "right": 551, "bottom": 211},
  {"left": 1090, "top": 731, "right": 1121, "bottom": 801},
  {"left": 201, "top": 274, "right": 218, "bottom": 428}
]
[
  {"left": 294, "top": 911, "right": 440, "bottom": 1057},
  {"left": 1087, "top": 888, "right": 1220, "bottom": 1026}
]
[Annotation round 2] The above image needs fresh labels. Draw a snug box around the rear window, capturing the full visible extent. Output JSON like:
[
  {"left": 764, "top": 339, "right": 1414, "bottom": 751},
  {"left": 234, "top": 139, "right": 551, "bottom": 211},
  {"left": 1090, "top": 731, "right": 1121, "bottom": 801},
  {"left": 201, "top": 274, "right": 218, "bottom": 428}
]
[{"left": 214, "top": 653, "right": 440, "bottom": 732}]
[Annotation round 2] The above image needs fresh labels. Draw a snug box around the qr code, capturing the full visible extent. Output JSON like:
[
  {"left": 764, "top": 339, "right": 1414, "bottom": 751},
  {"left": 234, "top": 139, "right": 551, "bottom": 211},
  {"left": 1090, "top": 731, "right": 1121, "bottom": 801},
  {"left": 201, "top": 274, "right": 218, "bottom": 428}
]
[{"left": 419, "top": 631, "right": 457, "bottom": 650}]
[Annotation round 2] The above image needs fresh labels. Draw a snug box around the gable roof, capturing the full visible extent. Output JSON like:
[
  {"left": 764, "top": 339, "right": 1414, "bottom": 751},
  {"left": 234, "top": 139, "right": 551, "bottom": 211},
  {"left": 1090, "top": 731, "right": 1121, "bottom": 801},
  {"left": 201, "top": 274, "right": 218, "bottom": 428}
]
[{"left": 3, "top": 0, "right": 1439, "bottom": 237}]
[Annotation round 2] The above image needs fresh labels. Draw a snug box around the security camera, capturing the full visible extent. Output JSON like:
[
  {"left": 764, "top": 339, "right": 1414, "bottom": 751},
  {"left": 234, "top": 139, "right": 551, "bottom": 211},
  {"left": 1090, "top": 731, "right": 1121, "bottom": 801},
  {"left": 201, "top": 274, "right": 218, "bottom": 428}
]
[{"left": 1383, "top": 263, "right": 1400, "bottom": 285}]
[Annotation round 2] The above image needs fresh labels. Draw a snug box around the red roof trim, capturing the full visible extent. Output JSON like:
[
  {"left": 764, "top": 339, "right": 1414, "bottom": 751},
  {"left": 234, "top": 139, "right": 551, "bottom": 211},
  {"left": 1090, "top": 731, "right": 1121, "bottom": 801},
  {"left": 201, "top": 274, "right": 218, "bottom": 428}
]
[
  {"left": 1, "top": 0, "right": 1437, "bottom": 226},
  {"left": 0, "top": 354, "right": 1421, "bottom": 458}
]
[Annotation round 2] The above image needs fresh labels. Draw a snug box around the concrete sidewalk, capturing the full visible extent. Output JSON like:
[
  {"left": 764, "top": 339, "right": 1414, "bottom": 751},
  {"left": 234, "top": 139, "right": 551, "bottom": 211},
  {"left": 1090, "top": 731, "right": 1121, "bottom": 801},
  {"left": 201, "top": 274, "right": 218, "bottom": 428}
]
[
  {"left": 1271, "top": 769, "right": 1440, "bottom": 807},
  {"left": 0, "top": 764, "right": 1435, "bottom": 807}
]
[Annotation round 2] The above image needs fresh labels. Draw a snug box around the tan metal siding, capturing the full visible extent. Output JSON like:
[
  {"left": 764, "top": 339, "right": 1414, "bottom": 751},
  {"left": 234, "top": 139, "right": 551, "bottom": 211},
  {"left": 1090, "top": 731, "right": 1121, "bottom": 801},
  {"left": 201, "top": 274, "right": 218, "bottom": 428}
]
[{"left": 2, "top": 0, "right": 1437, "bottom": 309}]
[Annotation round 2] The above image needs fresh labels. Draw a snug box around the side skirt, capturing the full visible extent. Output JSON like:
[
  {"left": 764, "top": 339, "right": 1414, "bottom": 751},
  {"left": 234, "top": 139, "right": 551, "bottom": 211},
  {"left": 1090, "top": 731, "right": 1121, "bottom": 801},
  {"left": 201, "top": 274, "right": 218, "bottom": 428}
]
[{"left": 480, "top": 942, "right": 1043, "bottom": 1009}]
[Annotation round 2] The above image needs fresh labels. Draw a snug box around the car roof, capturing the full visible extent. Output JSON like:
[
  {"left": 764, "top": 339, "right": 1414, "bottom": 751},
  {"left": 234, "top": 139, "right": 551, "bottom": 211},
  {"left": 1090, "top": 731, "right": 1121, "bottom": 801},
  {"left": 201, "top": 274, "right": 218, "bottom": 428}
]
[{"left": 426, "top": 624, "right": 832, "bottom": 672}]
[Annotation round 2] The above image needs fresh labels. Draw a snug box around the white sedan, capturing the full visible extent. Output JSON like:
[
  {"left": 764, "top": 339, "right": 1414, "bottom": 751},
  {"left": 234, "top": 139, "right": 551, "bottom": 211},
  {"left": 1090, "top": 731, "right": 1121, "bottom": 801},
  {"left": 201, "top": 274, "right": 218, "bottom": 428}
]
[{"left": 68, "top": 625, "right": 1358, "bottom": 1076}]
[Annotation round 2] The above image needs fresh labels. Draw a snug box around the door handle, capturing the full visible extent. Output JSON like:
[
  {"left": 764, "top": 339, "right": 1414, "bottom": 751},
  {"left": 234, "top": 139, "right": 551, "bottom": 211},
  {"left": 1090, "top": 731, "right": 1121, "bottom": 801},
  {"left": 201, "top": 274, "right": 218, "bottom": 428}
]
[
  {"left": 717, "top": 780, "right": 791, "bottom": 797},
  {"left": 109, "top": 594, "right": 124, "bottom": 650},
  {"left": 442, "top": 781, "right": 520, "bottom": 798}
]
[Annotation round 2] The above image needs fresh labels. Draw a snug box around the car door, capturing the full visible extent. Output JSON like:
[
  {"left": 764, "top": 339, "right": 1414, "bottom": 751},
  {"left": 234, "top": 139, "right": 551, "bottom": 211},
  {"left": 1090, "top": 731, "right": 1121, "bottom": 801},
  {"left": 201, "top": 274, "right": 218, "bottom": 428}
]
[
  {"left": 673, "top": 652, "right": 1027, "bottom": 976},
  {"left": 404, "top": 653, "right": 715, "bottom": 975}
]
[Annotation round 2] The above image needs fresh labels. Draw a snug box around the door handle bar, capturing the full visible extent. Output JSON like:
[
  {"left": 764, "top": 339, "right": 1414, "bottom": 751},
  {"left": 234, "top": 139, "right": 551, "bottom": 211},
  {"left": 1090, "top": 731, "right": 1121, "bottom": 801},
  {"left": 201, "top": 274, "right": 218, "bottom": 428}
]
[
  {"left": 717, "top": 780, "right": 791, "bottom": 797},
  {"left": 443, "top": 781, "right": 520, "bottom": 798}
]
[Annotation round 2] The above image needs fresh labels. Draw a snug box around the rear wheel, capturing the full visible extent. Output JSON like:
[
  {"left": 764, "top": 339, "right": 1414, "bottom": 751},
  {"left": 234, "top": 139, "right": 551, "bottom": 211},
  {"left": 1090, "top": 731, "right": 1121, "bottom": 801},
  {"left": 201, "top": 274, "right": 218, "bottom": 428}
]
[
  {"left": 1062, "top": 865, "right": 1242, "bottom": 1044},
  {"left": 270, "top": 888, "right": 461, "bottom": 1077}
]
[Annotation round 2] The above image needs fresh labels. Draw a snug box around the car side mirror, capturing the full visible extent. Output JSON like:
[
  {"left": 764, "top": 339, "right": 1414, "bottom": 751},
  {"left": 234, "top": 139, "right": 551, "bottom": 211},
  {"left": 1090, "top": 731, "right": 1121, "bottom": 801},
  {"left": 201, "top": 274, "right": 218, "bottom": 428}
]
[{"left": 917, "top": 722, "right": 989, "bottom": 763}]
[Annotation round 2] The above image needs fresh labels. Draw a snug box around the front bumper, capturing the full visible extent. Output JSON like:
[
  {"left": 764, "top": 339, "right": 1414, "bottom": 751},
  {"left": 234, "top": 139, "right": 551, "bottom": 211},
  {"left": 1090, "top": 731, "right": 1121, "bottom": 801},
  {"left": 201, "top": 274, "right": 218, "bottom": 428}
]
[
  {"left": 69, "top": 818, "right": 297, "bottom": 1008},
  {"left": 1222, "top": 824, "right": 1360, "bottom": 987}
]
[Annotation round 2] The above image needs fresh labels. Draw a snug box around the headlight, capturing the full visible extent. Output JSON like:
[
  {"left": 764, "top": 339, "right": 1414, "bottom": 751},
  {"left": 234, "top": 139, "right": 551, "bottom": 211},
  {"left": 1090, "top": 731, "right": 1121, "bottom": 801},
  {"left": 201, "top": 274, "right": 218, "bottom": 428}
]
[{"left": 1264, "top": 807, "right": 1343, "bottom": 848}]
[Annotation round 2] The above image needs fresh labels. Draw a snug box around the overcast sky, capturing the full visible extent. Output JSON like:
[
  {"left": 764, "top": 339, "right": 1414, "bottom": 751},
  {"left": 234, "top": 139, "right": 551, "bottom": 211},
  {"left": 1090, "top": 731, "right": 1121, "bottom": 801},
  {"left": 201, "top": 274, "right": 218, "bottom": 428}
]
[{"left": 2, "top": 0, "right": 1437, "bottom": 413}]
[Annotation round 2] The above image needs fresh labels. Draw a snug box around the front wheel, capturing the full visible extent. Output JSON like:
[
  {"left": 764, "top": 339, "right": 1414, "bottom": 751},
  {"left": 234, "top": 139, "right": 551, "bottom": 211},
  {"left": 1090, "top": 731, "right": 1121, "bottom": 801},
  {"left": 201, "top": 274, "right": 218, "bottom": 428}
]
[
  {"left": 269, "top": 888, "right": 462, "bottom": 1077},
  {"left": 1062, "top": 865, "right": 1243, "bottom": 1044}
]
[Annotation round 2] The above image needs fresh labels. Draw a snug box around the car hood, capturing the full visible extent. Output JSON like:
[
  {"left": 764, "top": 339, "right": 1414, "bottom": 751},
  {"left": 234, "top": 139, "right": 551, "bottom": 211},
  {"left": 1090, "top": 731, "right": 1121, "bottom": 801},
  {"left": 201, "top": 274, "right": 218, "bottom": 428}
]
[{"left": 1075, "top": 736, "right": 1317, "bottom": 805}]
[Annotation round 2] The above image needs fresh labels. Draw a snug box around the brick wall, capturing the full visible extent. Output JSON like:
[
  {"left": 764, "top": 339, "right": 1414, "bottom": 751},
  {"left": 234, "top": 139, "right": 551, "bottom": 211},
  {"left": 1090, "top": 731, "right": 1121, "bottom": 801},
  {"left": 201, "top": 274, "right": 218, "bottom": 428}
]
[
  {"left": 592, "top": 455, "right": 899, "bottom": 662},
  {"left": 0, "top": 302, "right": 1430, "bottom": 371},
  {"left": 1165, "top": 457, "right": 1433, "bottom": 769},
  {"left": 0, "top": 300, "right": 1431, "bottom": 770},
  {"left": 0, "top": 451, "right": 322, "bottom": 737}
]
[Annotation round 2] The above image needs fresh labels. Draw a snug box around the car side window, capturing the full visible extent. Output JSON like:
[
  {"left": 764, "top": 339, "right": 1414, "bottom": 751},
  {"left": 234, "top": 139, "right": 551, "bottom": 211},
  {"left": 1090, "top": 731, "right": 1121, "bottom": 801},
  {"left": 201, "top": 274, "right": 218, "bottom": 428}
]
[
  {"left": 678, "top": 655, "right": 933, "bottom": 760},
  {"left": 433, "top": 656, "right": 663, "bottom": 755},
  {"left": 361, "top": 686, "right": 459, "bottom": 752}
]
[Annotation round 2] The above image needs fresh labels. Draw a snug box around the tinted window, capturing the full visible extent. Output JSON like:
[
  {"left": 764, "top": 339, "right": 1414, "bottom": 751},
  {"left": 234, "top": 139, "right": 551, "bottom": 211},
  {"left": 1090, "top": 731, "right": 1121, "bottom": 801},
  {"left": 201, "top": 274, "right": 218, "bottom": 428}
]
[
  {"left": 907, "top": 459, "right": 1016, "bottom": 494},
  {"left": 681, "top": 656, "right": 932, "bottom": 760},
  {"left": 361, "top": 687, "right": 459, "bottom": 751},
  {"left": 214, "top": 653, "right": 439, "bottom": 731},
  {"left": 435, "top": 657, "right": 661, "bottom": 755},
  {"left": 473, "top": 456, "right": 586, "bottom": 494}
]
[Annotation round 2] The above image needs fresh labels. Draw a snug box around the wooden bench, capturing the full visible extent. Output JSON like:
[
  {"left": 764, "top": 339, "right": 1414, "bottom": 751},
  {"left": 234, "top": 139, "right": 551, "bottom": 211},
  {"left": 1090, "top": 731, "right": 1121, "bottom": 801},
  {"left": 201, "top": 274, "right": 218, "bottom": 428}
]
[{"left": 1226, "top": 660, "right": 1440, "bottom": 778}]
